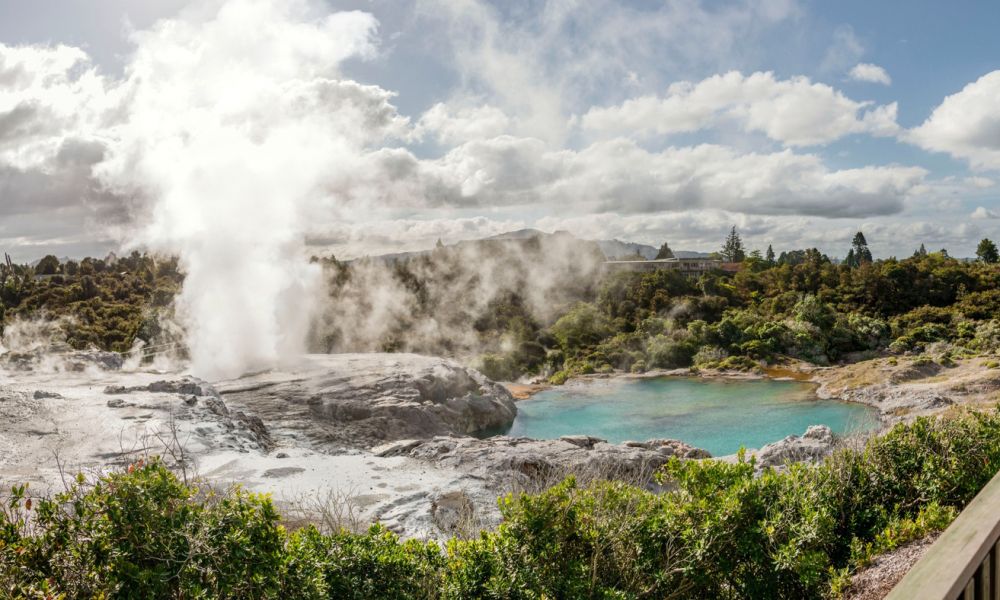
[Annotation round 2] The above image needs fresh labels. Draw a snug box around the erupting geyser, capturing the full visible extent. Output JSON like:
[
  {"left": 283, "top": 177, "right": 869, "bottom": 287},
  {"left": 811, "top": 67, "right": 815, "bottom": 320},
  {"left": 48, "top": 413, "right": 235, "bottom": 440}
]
[{"left": 94, "top": 0, "right": 404, "bottom": 379}]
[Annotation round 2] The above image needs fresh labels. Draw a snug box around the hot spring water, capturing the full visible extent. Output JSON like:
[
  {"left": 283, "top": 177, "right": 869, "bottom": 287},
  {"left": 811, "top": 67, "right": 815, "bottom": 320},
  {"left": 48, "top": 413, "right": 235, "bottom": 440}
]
[{"left": 502, "top": 377, "right": 877, "bottom": 456}]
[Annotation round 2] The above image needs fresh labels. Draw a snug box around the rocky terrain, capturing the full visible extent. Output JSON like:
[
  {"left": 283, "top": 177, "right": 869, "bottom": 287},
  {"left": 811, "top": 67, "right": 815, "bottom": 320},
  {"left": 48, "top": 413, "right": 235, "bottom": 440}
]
[
  {"left": 215, "top": 353, "right": 517, "bottom": 448},
  {"left": 813, "top": 355, "right": 1000, "bottom": 424},
  {"left": 3, "top": 349, "right": 988, "bottom": 543},
  {"left": 0, "top": 352, "right": 717, "bottom": 539}
]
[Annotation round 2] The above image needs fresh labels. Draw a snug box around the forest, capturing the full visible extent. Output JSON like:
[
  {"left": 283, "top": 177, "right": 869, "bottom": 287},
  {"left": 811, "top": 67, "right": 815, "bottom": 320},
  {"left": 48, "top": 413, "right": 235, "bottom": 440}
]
[{"left": 4, "top": 231, "right": 1000, "bottom": 384}]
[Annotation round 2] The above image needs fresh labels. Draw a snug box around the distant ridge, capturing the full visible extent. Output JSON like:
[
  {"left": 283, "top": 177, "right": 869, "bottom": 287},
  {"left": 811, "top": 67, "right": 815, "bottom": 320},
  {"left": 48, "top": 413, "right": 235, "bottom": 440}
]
[
  {"left": 595, "top": 239, "right": 710, "bottom": 260},
  {"left": 352, "top": 229, "right": 709, "bottom": 263}
]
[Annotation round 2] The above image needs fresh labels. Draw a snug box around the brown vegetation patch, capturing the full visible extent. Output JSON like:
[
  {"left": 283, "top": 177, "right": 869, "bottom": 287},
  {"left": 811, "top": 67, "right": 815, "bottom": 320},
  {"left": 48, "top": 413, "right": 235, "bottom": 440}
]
[{"left": 844, "top": 534, "right": 938, "bottom": 600}]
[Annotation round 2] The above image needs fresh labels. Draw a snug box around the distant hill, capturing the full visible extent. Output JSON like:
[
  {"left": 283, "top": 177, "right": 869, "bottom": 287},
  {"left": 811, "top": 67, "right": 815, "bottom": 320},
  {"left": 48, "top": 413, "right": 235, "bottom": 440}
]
[
  {"left": 594, "top": 239, "right": 711, "bottom": 260},
  {"left": 352, "top": 229, "right": 709, "bottom": 263},
  {"left": 484, "top": 228, "right": 554, "bottom": 240},
  {"left": 594, "top": 239, "right": 658, "bottom": 260}
]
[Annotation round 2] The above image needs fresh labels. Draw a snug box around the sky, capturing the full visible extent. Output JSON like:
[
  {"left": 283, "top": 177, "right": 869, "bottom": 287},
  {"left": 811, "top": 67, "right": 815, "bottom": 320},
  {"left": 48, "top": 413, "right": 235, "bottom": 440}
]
[{"left": 1, "top": 0, "right": 999, "bottom": 262}]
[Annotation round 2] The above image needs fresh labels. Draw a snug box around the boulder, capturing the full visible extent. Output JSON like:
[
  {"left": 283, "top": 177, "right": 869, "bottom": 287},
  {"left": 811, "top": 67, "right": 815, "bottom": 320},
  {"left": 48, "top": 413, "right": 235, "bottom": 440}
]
[
  {"left": 755, "top": 425, "right": 836, "bottom": 471},
  {"left": 216, "top": 354, "right": 517, "bottom": 449}
]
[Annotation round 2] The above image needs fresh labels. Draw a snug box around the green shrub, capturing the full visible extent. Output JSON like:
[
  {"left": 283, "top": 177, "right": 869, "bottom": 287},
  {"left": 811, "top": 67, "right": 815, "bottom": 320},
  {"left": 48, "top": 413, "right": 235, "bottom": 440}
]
[
  {"left": 547, "top": 370, "right": 570, "bottom": 385},
  {"left": 5, "top": 410, "right": 1000, "bottom": 599},
  {"left": 849, "top": 501, "right": 957, "bottom": 569},
  {"left": 717, "top": 355, "right": 761, "bottom": 372},
  {"left": 550, "top": 303, "right": 612, "bottom": 351}
]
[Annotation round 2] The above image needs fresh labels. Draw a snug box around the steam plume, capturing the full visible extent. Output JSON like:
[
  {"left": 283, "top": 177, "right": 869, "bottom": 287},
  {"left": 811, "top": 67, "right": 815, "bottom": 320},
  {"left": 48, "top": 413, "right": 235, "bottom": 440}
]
[{"left": 95, "top": 0, "right": 403, "bottom": 379}]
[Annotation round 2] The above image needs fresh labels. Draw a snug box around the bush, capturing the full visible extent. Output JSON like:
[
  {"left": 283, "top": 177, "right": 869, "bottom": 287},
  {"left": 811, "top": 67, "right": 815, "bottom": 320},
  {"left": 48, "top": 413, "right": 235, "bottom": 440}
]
[
  {"left": 5, "top": 410, "right": 1000, "bottom": 599},
  {"left": 548, "top": 370, "right": 570, "bottom": 385},
  {"left": 550, "top": 303, "right": 612, "bottom": 351}
]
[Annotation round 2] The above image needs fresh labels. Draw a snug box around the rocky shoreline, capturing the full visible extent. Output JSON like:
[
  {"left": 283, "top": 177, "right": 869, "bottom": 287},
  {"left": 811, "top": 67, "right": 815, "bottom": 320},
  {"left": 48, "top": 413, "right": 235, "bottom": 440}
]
[{"left": 517, "top": 352, "right": 1000, "bottom": 428}]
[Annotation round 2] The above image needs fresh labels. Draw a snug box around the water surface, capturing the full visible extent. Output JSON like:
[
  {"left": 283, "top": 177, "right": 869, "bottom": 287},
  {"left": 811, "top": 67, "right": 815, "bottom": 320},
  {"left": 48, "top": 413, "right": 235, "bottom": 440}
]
[{"left": 503, "top": 377, "right": 876, "bottom": 456}]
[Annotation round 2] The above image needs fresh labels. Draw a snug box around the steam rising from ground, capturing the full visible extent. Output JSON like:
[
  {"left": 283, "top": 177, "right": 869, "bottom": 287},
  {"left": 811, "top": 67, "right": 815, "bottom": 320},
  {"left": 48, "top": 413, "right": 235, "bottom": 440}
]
[
  {"left": 313, "top": 234, "right": 606, "bottom": 361},
  {"left": 94, "top": 0, "right": 405, "bottom": 380}
]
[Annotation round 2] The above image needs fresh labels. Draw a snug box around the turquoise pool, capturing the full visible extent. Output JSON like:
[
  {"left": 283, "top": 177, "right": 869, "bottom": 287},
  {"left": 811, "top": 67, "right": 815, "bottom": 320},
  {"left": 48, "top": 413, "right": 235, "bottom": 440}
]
[{"left": 502, "top": 377, "right": 877, "bottom": 456}]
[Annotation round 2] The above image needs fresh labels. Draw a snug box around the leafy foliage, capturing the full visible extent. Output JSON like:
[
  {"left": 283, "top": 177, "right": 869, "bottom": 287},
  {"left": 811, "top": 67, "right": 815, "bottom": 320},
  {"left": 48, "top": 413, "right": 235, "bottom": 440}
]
[
  {"left": 977, "top": 238, "right": 999, "bottom": 264},
  {"left": 536, "top": 249, "right": 1000, "bottom": 382},
  {"left": 4, "top": 410, "right": 1000, "bottom": 598},
  {"left": 0, "top": 252, "right": 182, "bottom": 352}
]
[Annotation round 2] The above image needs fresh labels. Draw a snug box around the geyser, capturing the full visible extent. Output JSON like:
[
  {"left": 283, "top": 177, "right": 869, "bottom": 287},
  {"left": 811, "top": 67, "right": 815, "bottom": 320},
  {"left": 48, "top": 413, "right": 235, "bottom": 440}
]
[{"left": 94, "top": 0, "right": 402, "bottom": 379}]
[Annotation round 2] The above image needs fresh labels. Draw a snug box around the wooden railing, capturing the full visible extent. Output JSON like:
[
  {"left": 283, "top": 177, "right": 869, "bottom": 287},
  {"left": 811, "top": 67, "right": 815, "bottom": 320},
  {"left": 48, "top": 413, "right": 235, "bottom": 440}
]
[{"left": 887, "top": 470, "right": 1000, "bottom": 600}]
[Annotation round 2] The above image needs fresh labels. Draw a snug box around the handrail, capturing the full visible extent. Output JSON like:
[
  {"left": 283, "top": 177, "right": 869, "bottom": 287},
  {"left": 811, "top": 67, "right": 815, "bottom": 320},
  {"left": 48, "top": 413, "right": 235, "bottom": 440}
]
[{"left": 886, "top": 470, "right": 1000, "bottom": 599}]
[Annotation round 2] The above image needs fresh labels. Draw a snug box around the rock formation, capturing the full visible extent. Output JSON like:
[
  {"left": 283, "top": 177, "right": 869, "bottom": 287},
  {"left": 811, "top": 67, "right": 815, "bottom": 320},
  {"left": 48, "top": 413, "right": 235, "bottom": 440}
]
[
  {"left": 754, "top": 425, "right": 837, "bottom": 471},
  {"left": 372, "top": 435, "right": 710, "bottom": 492},
  {"left": 216, "top": 353, "right": 517, "bottom": 449}
]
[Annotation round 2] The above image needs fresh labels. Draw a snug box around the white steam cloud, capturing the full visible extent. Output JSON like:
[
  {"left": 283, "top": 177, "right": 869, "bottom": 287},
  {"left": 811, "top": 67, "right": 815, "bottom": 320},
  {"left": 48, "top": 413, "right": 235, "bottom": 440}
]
[{"left": 94, "top": 0, "right": 403, "bottom": 380}]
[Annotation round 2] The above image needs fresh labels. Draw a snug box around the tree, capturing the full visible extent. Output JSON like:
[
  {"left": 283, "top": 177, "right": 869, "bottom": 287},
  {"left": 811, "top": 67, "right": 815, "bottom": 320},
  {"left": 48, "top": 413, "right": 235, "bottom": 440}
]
[
  {"left": 976, "top": 238, "right": 999, "bottom": 264},
  {"left": 845, "top": 248, "right": 856, "bottom": 268},
  {"left": 913, "top": 243, "right": 928, "bottom": 258},
  {"left": 721, "top": 226, "right": 746, "bottom": 262},
  {"left": 765, "top": 245, "right": 775, "bottom": 264},
  {"left": 850, "top": 231, "right": 873, "bottom": 266},
  {"left": 35, "top": 255, "right": 61, "bottom": 275},
  {"left": 655, "top": 242, "right": 675, "bottom": 260}
]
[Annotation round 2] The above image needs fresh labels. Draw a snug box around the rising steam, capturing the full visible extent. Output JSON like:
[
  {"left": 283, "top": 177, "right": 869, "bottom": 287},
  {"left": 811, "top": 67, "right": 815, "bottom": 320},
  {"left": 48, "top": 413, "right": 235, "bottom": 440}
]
[{"left": 94, "top": 0, "right": 404, "bottom": 380}]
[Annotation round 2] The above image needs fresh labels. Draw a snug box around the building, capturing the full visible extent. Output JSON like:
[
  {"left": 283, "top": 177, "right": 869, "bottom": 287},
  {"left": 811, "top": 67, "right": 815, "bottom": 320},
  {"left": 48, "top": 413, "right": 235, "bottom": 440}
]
[{"left": 602, "top": 257, "right": 741, "bottom": 277}]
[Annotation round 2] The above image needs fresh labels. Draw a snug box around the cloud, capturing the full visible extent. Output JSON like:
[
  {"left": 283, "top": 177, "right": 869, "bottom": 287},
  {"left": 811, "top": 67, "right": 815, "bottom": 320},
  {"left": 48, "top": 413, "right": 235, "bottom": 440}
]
[
  {"left": 416, "top": 102, "right": 512, "bottom": 145},
  {"left": 967, "top": 176, "right": 996, "bottom": 188},
  {"left": 849, "top": 63, "right": 891, "bottom": 85},
  {"left": 0, "top": 43, "right": 117, "bottom": 169},
  {"left": 351, "top": 135, "right": 925, "bottom": 219},
  {"left": 581, "top": 71, "right": 899, "bottom": 146},
  {"left": 0, "top": 42, "right": 127, "bottom": 247},
  {"left": 821, "top": 25, "right": 864, "bottom": 73},
  {"left": 971, "top": 206, "right": 1000, "bottom": 219},
  {"left": 908, "top": 71, "right": 1000, "bottom": 170},
  {"left": 417, "top": 0, "right": 802, "bottom": 144}
]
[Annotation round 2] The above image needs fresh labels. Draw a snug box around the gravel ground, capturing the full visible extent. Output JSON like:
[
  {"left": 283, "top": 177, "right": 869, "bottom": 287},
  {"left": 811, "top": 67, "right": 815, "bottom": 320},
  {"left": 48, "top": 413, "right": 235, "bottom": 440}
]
[{"left": 844, "top": 534, "right": 939, "bottom": 600}]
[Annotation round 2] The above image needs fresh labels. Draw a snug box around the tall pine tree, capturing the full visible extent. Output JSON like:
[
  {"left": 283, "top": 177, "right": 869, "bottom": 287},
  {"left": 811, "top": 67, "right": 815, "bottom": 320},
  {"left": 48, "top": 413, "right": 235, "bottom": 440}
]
[
  {"left": 845, "top": 248, "right": 856, "bottom": 268},
  {"left": 765, "top": 244, "right": 775, "bottom": 264},
  {"left": 850, "top": 231, "right": 873, "bottom": 266},
  {"left": 655, "top": 242, "right": 675, "bottom": 259},
  {"left": 721, "top": 226, "right": 746, "bottom": 262}
]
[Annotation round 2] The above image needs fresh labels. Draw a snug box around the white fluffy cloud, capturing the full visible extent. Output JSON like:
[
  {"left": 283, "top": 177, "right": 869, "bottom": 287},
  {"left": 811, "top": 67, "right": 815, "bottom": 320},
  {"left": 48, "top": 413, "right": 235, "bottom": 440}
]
[
  {"left": 0, "top": 43, "right": 116, "bottom": 169},
  {"left": 581, "top": 71, "right": 899, "bottom": 146},
  {"left": 355, "top": 136, "right": 925, "bottom": 218},
  {"left": 419, "top": 0, "right": 801, "bottom": 144},
  {"left": 849, "top": 63, "right": 892, "bottom": 85},
  {"left": 971, "top": 206, "right": 1000, "bottom": 219},
  {"left": 908, "top": 71, "right": 1000, "bottom": 170},
  {"left": 416, "top": 103, "right": 512, "bottom": 145}
]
